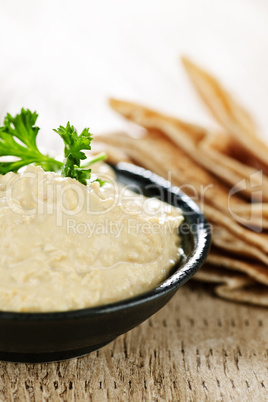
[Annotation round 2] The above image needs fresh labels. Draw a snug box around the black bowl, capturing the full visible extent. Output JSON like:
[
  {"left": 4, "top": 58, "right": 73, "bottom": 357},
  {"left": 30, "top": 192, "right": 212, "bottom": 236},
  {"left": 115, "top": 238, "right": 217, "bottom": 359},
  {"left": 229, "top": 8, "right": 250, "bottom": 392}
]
[{"left": 0, "top": 163, "right": 211, "bottom": 363}]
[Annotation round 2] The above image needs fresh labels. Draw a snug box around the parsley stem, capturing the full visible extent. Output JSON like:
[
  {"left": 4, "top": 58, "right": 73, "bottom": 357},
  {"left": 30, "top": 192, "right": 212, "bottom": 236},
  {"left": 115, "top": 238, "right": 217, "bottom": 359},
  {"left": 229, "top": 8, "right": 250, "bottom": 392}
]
[{"left": 80, "top": 152, "right": 107, "bottom": 169}]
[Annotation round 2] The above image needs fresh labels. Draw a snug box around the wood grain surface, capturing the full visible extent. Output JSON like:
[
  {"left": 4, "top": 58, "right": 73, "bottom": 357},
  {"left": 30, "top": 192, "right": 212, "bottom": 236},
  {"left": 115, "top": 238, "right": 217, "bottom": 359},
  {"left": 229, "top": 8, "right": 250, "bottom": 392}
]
[{"left": 0, "top": 282, "right": 267, "bottom": 401}]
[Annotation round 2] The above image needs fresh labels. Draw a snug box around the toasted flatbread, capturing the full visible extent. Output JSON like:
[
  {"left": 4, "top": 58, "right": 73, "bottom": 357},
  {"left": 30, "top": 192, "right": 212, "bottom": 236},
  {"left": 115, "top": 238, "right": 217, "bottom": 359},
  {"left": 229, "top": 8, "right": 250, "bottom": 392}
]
[
  {"left": 90, "top": 140, "right": 131, "bottom": 164},
  {"left": 194, "top": 265, "right": 268, "bottom": 306},
  {"left": 199, "top": 132, "right": 268, "bottom": 201},
  {"left": 96, "top": 130, "right": 268, "bottom": 243},
  {"left": 210, "top": 225, "right": 268, "bottom": 266},
  {"left": 96, "top": 129, "right": 243, "bottom": 213},
  {"left": 109, "top": 98, "right": 268, "bottom": 202},
  {"left": 95, "top": 129, "right": 268, "bottom": 304},
  {"left": 96, "top": 64, "right": 268, "bottom": 306},
  {"left": 181, "top": 56, "right": 268, "bottom": 174},
  {"left": 207, "top": 250, "right": 268, "bottom": 285}
]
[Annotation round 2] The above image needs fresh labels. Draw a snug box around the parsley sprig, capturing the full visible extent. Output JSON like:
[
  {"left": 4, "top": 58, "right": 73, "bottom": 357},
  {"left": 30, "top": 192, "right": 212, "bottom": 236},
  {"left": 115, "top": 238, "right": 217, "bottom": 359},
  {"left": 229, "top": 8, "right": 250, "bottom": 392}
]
[{"left": 0, "top": 108, "right": 106, "bottom": 185}]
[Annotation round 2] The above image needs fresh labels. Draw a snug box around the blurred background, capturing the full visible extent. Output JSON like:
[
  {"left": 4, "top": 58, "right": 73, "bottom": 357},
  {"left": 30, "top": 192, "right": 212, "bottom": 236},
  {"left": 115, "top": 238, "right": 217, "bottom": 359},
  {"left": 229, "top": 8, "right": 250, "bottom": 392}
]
[{"left": 0, "top": 0, "right": 267, "bottom": 152}]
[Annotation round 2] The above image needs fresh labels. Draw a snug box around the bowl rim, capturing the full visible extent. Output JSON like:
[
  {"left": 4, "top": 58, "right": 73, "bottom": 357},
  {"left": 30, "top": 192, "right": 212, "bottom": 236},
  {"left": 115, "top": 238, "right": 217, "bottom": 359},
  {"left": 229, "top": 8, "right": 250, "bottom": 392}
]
[{"left": 0, "top": 162, "right": 211, "bottom": 321}]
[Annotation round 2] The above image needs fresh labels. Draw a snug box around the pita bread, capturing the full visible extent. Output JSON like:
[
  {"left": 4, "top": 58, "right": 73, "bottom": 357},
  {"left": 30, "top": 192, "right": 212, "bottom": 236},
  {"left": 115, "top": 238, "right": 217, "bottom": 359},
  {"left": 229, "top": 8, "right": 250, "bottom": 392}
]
[
  {"left": 210, "top": 225, "right": 268, "bottom": 266},
  {"left": 90, "top": 140, "right": 131, "bottom": 164},
  {"left": 199, "top": 132, "right": 268, "bottom": 201},
  {"left": 109, "top": 98, "right": 268, "bottom": 202},
  {"left": 230, "top": 203, "right": 268, "bottom": 230},
  {"left": 207, "top": 250, "right": 268, "bottom": 285},
  {"left": 181, "top": 56, "right": 268, "bottom": 174},
  {"left": 96, "top": 62, "right": 268, "bottom": 306},
  {"left": 96, "top": 128, "right": 268, "bottom": 234},
  {"left": 95, "top": 131, "right": 268, "bottom": 255},
  {"left": 96, "top": 129, "right": 243, "bottom": 213},
  {"left": 194, "top": 265, "right": 268, "bottom": 306},
  {"left": 95, "top": 129, "right": 268, "bottom": 304},
  {"left": 205, "top": 205, "right": 268, "bottom": 254}
]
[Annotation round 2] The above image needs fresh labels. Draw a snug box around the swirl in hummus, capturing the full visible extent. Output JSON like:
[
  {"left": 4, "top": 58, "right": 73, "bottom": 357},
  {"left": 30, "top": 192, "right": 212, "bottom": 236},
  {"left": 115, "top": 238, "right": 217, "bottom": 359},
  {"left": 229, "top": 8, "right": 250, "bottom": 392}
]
[{"left": 0, "top": 164, "right": 183, "bottom": 312}]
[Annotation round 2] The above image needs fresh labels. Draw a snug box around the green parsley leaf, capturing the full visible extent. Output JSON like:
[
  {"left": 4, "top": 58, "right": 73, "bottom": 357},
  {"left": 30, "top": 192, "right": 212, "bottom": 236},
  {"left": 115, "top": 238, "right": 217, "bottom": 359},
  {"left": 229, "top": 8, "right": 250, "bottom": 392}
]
[
  {"left": 0, "top": 109, "right": 106, "bottom": 185},
  {"left": 53, "top": 122, "right": 106, "bottom": 185},
  {"left": 53, "top": 122, "right": 92, "bottom": 166},
  {"left": 61, "top": 154, "right": 92, "bottom": 186},
  {"left": 0, "top": 108, "right": 63, "bottom": 173}
]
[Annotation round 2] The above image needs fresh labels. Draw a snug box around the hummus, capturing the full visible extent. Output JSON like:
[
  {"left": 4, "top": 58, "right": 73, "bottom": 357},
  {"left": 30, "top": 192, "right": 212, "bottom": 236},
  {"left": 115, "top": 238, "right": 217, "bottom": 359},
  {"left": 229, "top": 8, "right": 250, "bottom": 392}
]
[{"left": 0, "top": 164, "right": 183, "bottom": 312}]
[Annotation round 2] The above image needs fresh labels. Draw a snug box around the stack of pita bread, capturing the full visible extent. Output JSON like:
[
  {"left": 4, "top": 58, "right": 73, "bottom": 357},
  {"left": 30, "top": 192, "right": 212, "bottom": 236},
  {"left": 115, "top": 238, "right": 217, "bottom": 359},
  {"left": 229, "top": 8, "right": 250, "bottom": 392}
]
[{"left": 94, "top": 58, "right": 268, "bottom": 306}]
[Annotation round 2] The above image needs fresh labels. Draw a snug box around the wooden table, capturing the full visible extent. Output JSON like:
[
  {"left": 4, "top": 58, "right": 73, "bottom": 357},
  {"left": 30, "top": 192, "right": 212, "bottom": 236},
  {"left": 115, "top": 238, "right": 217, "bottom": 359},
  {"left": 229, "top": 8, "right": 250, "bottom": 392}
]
[{"left": 0, "top": 282, "right": 267, "bottom": 401}]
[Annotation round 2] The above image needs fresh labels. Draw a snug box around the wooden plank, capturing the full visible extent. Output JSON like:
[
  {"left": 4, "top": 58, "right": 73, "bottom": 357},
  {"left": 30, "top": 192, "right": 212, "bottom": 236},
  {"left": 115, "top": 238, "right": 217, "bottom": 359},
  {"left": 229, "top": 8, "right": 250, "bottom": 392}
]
[{"left": 0, "top": 282, "right": 268, "bottom": 401}]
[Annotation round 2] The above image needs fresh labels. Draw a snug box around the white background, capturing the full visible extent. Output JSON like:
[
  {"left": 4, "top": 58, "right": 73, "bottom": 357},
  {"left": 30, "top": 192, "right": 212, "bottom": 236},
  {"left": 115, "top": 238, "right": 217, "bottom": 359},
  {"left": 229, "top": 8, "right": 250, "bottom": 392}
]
[{"left": 0, "top": 0, "right": 267, "bottom": 152}]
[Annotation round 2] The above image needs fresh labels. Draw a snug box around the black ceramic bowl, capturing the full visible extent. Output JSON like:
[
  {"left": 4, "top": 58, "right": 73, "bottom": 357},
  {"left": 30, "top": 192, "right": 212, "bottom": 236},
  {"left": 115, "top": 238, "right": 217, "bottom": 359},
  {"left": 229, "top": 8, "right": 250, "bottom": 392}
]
[{"left": 0, "top": 163, "right": 211, "bottom": 363}]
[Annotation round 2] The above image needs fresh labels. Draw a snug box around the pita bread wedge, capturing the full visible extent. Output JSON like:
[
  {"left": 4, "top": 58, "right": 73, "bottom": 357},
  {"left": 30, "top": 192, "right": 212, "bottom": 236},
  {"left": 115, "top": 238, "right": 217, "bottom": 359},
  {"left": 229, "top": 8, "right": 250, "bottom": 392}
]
[
  {"left": 95, "top": 130, "right": 268, "bottom": 305},
  {"left": 95, "top": 130, "right": 244, "bottom": 214},
  {"left": 232, "top": 203, "right": 268, "bottom": 215},
  {"left": 207, "top": 250, "right": 268, "bottom": 285},
  {"left": 109, "top": 98, "right": 268, "bottom": 203},
  {"left": 199, "top": 132, "right": 268, "bottom": 202},
  {"left": 109, "top": 98, "right": 210, "bottom": 154},
  {"left": 210, "top": 225, "right": 268, "bottom": 265},
  {"left": 230, "top": 203, "right": 268, "bottom": 230},
  {"left": 90, "top": 141, "right": 131, "bottom": 164},
  {"left": 205, "top": 205, "right": 268, "bottom": 254},
  {"left": 194, "top": 265, "right": 268, "bottom": 306},
  {"left": 181, "top": 58, "right": 258, "bottom": 136},
  {"left": 202, "top": 131, "right": 261, "bottom": 171},
  {"left": 181, "top": 56, "right": 268, "bottom": 173},
  {"left": 95, "top": 131, "right": 268, "bottom": 251},
  {"left": 194, "top": 265, "right": 254, "bottom": 287}
]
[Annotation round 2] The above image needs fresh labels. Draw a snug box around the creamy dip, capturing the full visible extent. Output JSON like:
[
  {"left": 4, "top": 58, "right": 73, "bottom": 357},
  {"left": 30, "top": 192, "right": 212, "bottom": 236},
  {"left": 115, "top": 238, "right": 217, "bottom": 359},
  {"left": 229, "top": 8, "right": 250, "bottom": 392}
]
[{"left": 0, "top": 164, "right": 183, "bottom": 312}]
